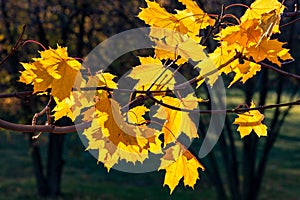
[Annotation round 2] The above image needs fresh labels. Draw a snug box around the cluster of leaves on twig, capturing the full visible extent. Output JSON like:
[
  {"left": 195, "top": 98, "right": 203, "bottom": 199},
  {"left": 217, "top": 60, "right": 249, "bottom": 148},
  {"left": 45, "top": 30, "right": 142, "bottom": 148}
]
[{"left": 4, "top": 0, "right": 299, "bottom": 194}]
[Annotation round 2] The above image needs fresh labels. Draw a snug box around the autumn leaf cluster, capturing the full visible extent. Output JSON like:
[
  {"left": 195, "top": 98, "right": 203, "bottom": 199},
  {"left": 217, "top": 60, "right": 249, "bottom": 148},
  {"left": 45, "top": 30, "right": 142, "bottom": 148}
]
[{"left": 18, "top": 0, "right": 293, "bottom": 194}]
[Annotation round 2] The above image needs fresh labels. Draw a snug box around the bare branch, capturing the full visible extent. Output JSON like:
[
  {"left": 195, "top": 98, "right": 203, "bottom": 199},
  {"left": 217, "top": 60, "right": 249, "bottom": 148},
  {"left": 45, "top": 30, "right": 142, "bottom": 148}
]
[
  {"left": 0, "top": 118, "right": 90, "bottom": 133},
  {"left": 32, "top": 97, "right": 53, "bottom": 126},
  {"left": 31, "top": 97, "right": 53, "bottom": 139},
  {"left": 280, "top": 18, "right": 300, "bottom": 28},
  {"left": 0, "top": 91, "right": 33, "bottom": 98},
  {"left": 146, "top": 92, "right": 300, "bottom": 114},
  {"left": 201, "top": 4, "right": 224, "bottom": 46},
  {"left": 0, "top": 24, "right": 26, "bottom": 66},
  {"left": 283, "top": 10, "right": 300, "bottom": 17},
  {"left": 259, "top": 62, "right": 300, "bottom": 80}
]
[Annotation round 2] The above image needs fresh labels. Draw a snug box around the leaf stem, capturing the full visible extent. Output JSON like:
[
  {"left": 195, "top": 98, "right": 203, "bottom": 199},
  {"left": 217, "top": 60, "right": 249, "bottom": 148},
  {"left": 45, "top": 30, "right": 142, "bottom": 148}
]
[
  {"left": 22, "top": 39, "right": 46, "bottom": 50},
  {"left": 224, "top": 3, "right": 250, "bottom": 10}
]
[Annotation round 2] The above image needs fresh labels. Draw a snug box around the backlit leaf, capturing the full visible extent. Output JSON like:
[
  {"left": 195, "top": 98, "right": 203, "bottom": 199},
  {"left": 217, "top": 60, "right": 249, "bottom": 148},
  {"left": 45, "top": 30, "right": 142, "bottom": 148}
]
[
  {"left": 152, "top": 30, "right": 207, "bottom": 64},
  {"left": 178, "top": 0, "right": 215, "bottom": 29},
  {"left": 19, "top": 45, "right": 81, "bottom": 101},
  {"left": 159, "top": 143, "right": 205, "bottom": 194},
  {"left": 127, "top": 105, "right": 149, "bottom": 125},
  {"left": 128, "top": 56, "right": 175, "bottom": 91},
  {"left": 246, "top": 38, "right": 293, "bottom": 66},
  {"left": 241, "top": 0, "right": 284, "bottom": 23},
  {"left": 138, "top": 0, "right": 188, "bottom": 34},
  {"left": 83, "top": 92, "right": 162, "bottom": 171},
  {"left": 154, "top": 94, "right": 200, "bottom": 145},
  {"left": 233, "top": 101, "right": 268, "bottom": 138},
  {"left": 228, "top": 60, "right": 261, "bottom": 87}
]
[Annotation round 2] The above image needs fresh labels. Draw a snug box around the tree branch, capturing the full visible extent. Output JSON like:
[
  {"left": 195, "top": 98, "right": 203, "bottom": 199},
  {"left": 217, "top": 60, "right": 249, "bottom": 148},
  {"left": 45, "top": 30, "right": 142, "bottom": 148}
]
[
  {"left": 0, "top": 119, "right": 90, "bottom": 133},
  {"left": 283, "top": 9, "right": 300, "bottom": 17},
  {"left": 0, "top": 97, "right": 298, "bottom": 134},
  {"left": 241, "top": 55, "right": 300, "bottom": 80},
  {"left": 146, "top": 92, "right": 300, "bottom": 114},
  {"left": 259, "top": 62, "right": 300, "bottom": 80},
  {"left": 0, "top": 24, "right": 26, "bottom": 66}
]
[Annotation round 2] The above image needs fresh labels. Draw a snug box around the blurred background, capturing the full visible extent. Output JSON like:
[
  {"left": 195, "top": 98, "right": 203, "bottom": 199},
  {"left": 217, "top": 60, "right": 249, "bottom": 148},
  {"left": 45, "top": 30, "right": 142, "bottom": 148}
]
[{"left": 0, "top": 0, "right": 299, "bottom": 199}]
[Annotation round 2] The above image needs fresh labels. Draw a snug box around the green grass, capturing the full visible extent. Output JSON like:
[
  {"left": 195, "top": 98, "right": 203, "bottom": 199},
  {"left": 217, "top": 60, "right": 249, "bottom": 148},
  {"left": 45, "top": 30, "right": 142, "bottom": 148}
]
[
  {"left": 0, "top": 133, "right": 216, "bottom": 200},
  {"left": 259, "top": 106, "right": 300, "bottom": 200}
]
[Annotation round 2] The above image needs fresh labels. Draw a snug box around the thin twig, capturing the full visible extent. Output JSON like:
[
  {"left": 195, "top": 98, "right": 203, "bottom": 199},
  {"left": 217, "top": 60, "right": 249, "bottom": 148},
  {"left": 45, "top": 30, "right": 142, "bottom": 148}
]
[
  {"left": 146, "top": 92, "right": 300, "bottom": 114},
  {"left": 280, "top": 18, "right": 300, "bottom": 28},
  {"left": 283, "top": 10, "right": 300, "bottom": 17},
  {"left": 31, "top": 97, "right": 53, "bottom": 139},
  {"left": 201, "top": 5, "right": 224, "bottom": 46},
  {"left": 22, "top": 40, "right": 46, "bottom": 50},
  {"left": 32, "top": 97, "right": 53, "bottom": 126},
  {"left": 0, "top": 91, "right": 33, "bottom": 98},
  {"left": 0, "top": 25, "right": 26, "bottom": 66},
  {"left": 0, "top": 118, "right": 90, "bottom": 133},
  {"left": 224, "top": 3, "right": 250, "bottom": 10},
  {"left": 259, "top": 62, "right": 300, "bottom": 80}
]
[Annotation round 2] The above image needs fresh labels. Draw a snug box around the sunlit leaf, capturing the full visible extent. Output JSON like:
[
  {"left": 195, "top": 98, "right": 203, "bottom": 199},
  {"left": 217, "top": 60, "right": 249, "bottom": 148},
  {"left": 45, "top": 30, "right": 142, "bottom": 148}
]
[
  {"left": 138, "top": 0, "right": 188, "bottom": 33},
  {"left": 128, "top": 56, "right": 175, "bottom": 91},
  {"left": 241, "top": 0, "right": 284, "bottom": 23},
  {"left": 154, "top": 94, "right": 200, "bottom": 145},
  {"left": 159, "top": 143, "right": 205, "bottom": 194},
  {"left": 19, "top": 45, "right": 81, "bottom": 101},
  {"left": 233, "top": 101, "right": 268, "bottom": 138},
  {"left": 83, "top": 92, "right": 162, "bottom": 171},
  {"left": 246, "top": 38, "right": 293, "bottom": 66},
  {"left": 127, "top": 105, "right": 149, "bottom": 125},
  {"left": 178, "top": 0, "right": 215, "bottom": 29}
]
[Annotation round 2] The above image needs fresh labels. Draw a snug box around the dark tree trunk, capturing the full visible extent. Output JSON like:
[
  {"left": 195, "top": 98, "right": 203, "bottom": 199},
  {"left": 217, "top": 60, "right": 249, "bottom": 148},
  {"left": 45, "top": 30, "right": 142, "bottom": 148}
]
[
  {"left": 28, "top": 134, "right": 48, "bottom": 196},
  {"left": 28, "top": 132, "right": 66, "bottom": 197},
  {"left": 24, "top": 96, "right": 66, "bottom": 197},
  {"left": 46, "top": 133, "right": 65, "bottom": 196}
]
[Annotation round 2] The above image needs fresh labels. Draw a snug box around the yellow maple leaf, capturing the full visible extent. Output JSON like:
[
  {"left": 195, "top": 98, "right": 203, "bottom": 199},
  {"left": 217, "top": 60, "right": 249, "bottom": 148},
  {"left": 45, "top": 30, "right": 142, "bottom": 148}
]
[
  {"left": 195, "top": 57, "right": 219, "bottom": 87},
  {"left": 246, "top": 38, "right": 293, "bottom": 66},
  {"left": 154, "top": 94, "right": 200, "bottom": 145},
  {"left": 19, "top": 62, "right": 38, "bottom": 84},
  {"left": 178, "top": 0, "right": 215, "bottom": 29},
  {"left": 85, "top": 72, "right": 118, "bottom": 99},
  {"left": 208, "top": 45, "right": 237, "bottom": 75},
  {"left": 19, "top": 45, "right": 81, "bottom": 101},
  {"left": 174, "top": 10, "right": 202, "bottom": 42},
  {"left": 127, "top": 105, "right": 149, "bottom": 125},
  {"left": 159, "top": 143, "right": 205, "bottom": 194},
  {"left": 233, "top": 101, "right": 268, "bottom": 138},
  {"left": 241, "top": 0, "right": 284, "bottom": 23},
  {"left": 213, "top": 16, "right": 293, "bottom": 86},
  {"left": 51, "top": 60, "right": 81, "bottom": 101},
  {"left": 138, "top": 0, "right": 188, "bottom": 34},
  {"left": 152, "top": 29, "right": 207, "bottom": 64},
  {"left": 83, "top": 92, "right": 162, "bottom": 171},
  {"left": 218, "top": 19, "right": 261, "bottom": 48},
  {"left": 228, "top": 60, "right": 261, "bottom": 87},
  {"left": 257, "top": 9, "right": 280, "bottom": 43},
  {"left": 128, "top": 56, "right": 175, "bottom": 91},
  {"left": 52, "top": 96, "right": 75, "bottom": 121}
]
